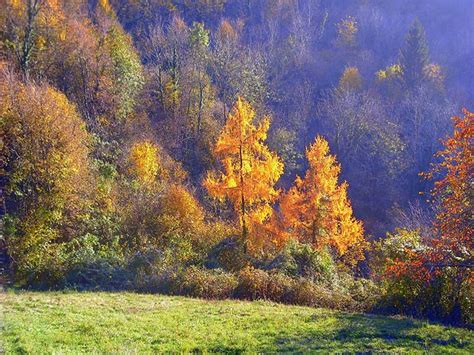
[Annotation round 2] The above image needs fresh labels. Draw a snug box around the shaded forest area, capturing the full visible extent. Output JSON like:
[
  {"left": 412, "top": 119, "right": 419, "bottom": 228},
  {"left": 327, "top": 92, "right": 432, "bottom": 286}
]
[{"left": 0, "top": 0, "right": 472, "bottom": 325}]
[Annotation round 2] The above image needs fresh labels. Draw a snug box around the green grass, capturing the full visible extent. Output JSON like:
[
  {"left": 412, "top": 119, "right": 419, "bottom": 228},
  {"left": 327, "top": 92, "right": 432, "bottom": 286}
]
[{"left": 1, "top": 291, "right": 472, "bottom": 353}]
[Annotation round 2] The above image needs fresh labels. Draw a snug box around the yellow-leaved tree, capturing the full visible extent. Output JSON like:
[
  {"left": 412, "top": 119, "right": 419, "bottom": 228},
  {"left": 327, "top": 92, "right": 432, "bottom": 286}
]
[
  {"left": 0, "top": 68, "right": 94, "bottom": 284},
  {"left": 280, "top": 136, "right": 365, "bottom": 264},
  {"left": 338, "top": 66, "right": 363, "bottom": 91},
  {"left": 204, "top": 97, "right": 284, "bottom": 251},
  {"left": 128, "top": 141, "right": 160, "bottom": 188}
]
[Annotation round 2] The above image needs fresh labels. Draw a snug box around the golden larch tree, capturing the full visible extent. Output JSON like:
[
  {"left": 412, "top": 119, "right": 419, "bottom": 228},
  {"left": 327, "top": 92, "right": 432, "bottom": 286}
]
[
  {"left": 204, "top": 97, "right": 284, "bottom": 250},
  {"left": 280, "top": 136, "right": 365, "bottom": 262}
]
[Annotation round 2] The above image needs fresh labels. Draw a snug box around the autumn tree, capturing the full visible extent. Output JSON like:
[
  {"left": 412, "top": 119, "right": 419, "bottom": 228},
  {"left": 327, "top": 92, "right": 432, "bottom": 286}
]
[
  {"left": 425, "top": 109, "right": 473, "bottom": 268},
  {"left": 0, "top": 68, "right": 93, "bottom": 283},
  {"left": 1, "top": 0, "right": 70, "bottom": 79},
  {"left": 180, "top": 21, "right": 217, "bottom": 174},
  {"left": 119, "top": 137, "right": 229, "bottom": 254},
  {"left": 119, "top": 139, "right": 175, "bottom": 251},
  {"left": 128, "top": 141, "right": 160, "bottom": 188},
  {"left": 211, "top": 20, "right": 268, "bottom": 118},
  {"left": 375, "top": 110, "right": 473, "bottom": 321},
  {"left": 186, "top": 22, "right": 209, "bottom": 132},
  {"left": 204, "top": 97, "right": 284, "bottom": 251},
  {"left": 337, "top": 16, "right": 358, "bottom": 48},
  {"left": 2, "top": 0, "right": 43, "bottom": 78},
  {"left": 374, "top": 110, "right": 473, "bottom": 324},
  {"left": 338, "top": 66, "right": 363, "bottom": 92},
  {"left": 104, "top": 26, "right": 144, "bottom": 120},
  {"left": 94, "top": 1, "right": 145, "bottom": 122},
  {"left": 280, "top": 136, "right": 365, "bottom": 263}
]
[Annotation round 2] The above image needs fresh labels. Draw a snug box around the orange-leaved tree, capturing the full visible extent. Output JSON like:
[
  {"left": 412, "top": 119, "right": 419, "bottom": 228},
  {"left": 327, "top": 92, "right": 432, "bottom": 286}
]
[
  {"left": 204, "top": 97, "right": 284, "bottom": 251},
  {"left": 424, "top": 108, "right": 473, "bottom": 268},
  {"left": 280, "top": 136, "right": 365, "bottom": 263},
  {"left": 376, "top": 111, "right": 473, "bottom": 324}
]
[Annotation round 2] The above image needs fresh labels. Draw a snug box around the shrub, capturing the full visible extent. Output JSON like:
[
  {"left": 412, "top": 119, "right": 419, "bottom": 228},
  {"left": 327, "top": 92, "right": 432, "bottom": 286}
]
[
  {"left": 125, "top": 246, "right": 187, "bottom": 293},
  {"left": 172, "top": 266, "right": 238, "bottom": 300},
  {"left": 206, "top": 237, "right": 249, "bottom": 272},
  {"left": 292, "top": 280, "right": 338, "bottom": 308},
  {"left": 376, "top": 268, "right": 473, "bottom": 326},
  {"left": 236, "top": 266, "right": 296, "bottom": 302},
  {"left": 63, "top": 259, "right": 130, "bottom": 291},
  {"left": 429, "top": 268, "right": 473, "bottom": 325},
  {"left": 371, "top": 228, "right": 472, "bottom": 325},
  {"left": 267, "top": 241, "right": 336, "bottom": 284},
  {"left": 62, "top": 234, "right": 128, "bottom": 290},
  {"left": 337, "top": 273, "right": 381, "bottom": 311},
  {"left": 8, "top": 230, "right": 126, "bottom": 290},
  {"left": 235, "top": 266, "right": 363, "bottom": 311}
]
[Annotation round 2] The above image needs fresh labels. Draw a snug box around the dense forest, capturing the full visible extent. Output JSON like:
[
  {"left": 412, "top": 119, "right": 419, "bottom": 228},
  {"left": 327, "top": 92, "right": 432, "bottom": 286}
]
[{"left": 0, "top": 0, "right": 472, "bottom": 325}]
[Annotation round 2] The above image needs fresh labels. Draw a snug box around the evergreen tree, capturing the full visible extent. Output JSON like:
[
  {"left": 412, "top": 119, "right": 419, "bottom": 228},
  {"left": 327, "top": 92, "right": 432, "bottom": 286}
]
[{"left": 399, "top": 19, "right": 429, "bottom": 89}]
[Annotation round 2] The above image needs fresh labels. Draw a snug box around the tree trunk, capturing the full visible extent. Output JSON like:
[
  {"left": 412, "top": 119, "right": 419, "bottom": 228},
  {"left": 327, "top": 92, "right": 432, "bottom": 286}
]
[
  {"left": 20, "top": 0, "right": 41, "bottom": 80},
  {"left": 197, "top": 74, "right": 204, "bottom": 136},
  {"left": 311, "top": 220, "right": 317, "bottom": 247},
  {"left": 239, "top": 140, "right": 247, "bottom": 253}
]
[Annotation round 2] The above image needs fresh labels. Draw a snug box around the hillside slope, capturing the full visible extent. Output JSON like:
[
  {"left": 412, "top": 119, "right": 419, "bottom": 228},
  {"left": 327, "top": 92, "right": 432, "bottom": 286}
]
[{"left": 1, "top": 292, "right": 472, "bottom": 353}]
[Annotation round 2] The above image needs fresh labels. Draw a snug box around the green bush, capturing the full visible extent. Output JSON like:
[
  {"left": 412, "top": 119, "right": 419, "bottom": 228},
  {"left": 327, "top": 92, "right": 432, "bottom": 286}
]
[
  {"left": 268, "top": 241, "right": 336, "bottom": 285},
  {"left": 206, "top": 237, "right": 249, "bottom": 272},
  {"left": 125, "top": 249, "right": 179, "bottom": 293},
  {"left": 7, "top": 227, "right": 126, "bottom": 290},
  {"left": 371, "top": 229, "right": 472, "bottom": 325},
  {"left": 62, "top": 234, "right": 128, "bottom": 290},
  {"left": 336, "top": 273, "right": 381, "bottom": 311},
  {"left": 64, "top": 259, "right": 130, "bottom": 291},
  {"left": 377, "top": 268, "right": 473, "bottom": 325},
  {"left": 292, "top": 280, "right": 336, "bottom": 308}
]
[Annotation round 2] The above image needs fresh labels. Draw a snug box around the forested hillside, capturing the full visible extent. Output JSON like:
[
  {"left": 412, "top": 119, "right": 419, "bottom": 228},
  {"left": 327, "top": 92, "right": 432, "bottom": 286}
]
[{"left": 0, "top": 0, "right": 472, "bottom": 326}]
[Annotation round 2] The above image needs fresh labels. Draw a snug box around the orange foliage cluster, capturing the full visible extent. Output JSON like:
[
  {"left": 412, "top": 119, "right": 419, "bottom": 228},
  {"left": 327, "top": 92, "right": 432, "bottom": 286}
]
[
  {"left": 389, "top": 109, "right": 473, "bottom": 282},
  {"left": 205, "top": 99, "right": 365, "bottom": 260},
  {"left": 385, "top": 259, "right": 432, "bottom": 283},
  {"left": 280, "top": 137, "right": 365, "bottom": 262},
  {"left": 428, "top": 109, "right": 473, "bottom": 256}
]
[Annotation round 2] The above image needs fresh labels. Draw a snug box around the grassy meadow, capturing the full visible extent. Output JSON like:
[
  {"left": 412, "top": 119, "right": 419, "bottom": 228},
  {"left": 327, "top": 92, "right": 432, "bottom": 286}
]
[{"left": 1, "top": 291, "right": 473, "bottom": 353}]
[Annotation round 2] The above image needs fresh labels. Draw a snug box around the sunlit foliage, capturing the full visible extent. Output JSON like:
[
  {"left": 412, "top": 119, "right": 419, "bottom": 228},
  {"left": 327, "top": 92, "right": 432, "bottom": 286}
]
[
  {"left": 0, "top": 0, "right": 471, "bottom": 325},
  {"left": 425, "top": 109, "right": 473, "bottom": 268},
  {"left": 0, "top": 69, "right": 93, "bottom": 283},
  {"left": 280, "top": 136, "right": 365, "bottom": 264},
  {"left": 128, "top": 141, "right": 160, "bottom": 188},
  {"left": 204, "top": 97, "right": 284, "bottom": 249}
]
